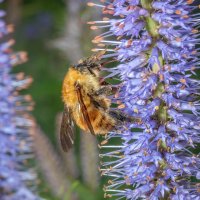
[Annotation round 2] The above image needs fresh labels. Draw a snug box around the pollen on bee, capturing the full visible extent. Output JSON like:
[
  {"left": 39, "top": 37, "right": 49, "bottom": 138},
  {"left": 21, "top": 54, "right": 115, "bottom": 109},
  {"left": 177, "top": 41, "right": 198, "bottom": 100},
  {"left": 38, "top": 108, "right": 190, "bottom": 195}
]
[{"left": 118, "top": 104, "right": 125, "bottom": 109}]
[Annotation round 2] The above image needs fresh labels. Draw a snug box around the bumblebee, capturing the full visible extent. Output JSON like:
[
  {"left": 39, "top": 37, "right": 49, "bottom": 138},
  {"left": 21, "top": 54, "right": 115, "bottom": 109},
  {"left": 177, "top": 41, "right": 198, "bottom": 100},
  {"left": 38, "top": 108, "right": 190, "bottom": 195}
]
[{"left": 60, "top": 52, "right": 129, "bottom": 152}]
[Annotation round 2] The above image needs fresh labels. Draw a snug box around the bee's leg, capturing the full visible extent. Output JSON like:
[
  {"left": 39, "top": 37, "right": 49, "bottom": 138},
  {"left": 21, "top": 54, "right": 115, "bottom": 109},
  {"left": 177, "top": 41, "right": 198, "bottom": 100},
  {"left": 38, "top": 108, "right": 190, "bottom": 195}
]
[
  {"left": 109, "top": 110, "right": 140, "bottom": 124},
  {"left": 95, "top": 85, "right": 113, "bottom": 96},
  {"left": 88, "top": 88, "right": 111, "bottom": 111},
  {"left": 109, "top": 110, "right": 128, "bottom": 122},
  {"left": 100, "top": 79, "right": 121, "bottom": 94}
]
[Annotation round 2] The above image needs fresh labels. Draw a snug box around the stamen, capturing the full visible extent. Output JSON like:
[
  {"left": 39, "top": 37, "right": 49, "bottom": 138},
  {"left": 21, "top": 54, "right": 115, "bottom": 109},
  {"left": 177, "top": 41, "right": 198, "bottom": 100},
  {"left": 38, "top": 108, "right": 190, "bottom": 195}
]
[{"left": 87, "top": 2, "right": 105, "bottom": 8}]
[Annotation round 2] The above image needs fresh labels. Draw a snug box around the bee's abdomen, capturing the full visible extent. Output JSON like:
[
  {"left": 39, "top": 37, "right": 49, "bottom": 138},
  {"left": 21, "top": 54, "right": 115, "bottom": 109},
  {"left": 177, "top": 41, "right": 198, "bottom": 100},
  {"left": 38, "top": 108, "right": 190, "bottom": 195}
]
[
  {"left": 72, "top": 95, "right": 116, "bottom": 135},
  {"left": 89, "top": 108, "right": 116, "bottom": 134}
]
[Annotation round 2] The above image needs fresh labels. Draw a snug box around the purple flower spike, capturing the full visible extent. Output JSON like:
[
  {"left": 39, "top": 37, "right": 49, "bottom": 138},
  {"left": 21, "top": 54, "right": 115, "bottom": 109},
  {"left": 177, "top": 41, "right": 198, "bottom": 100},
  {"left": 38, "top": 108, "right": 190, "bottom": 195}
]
[
  {"left": 0, "top": 3, "right": 40, "bottom": 200},
  {"left": 89, "top": 0, "right": 200, "bottom": 199}
]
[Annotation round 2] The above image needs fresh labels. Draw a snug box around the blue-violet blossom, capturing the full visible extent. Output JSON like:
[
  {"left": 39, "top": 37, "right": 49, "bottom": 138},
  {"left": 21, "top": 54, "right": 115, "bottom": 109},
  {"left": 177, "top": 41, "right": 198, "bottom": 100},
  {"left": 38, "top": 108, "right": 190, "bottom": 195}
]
[
  {"left": 0, "top": 2, "right": 40, "bottom": 200},
  {"left": 88, "top": 0, "right": 200, "bottom": 199}
]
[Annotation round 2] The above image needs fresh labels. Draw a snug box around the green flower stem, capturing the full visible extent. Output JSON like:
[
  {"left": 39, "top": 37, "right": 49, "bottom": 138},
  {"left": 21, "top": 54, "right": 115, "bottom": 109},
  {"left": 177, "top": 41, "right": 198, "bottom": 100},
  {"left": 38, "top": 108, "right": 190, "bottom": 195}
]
[
  {"left": 141, "top": 0, "right": 152, "bottom": 10},
  {"left": 141, "top": 0, "right": 159, "bottom": 38},
  {"left": 141, "top": 0, "right": 169, "bottom": 124}
]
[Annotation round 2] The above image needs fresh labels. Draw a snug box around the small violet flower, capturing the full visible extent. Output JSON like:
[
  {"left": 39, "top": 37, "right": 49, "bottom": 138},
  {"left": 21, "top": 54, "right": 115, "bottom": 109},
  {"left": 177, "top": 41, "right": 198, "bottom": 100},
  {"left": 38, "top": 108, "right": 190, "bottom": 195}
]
[
  {"left": 88, "top": 0, "right": 200, "bottom": 199},
  {"left": 0, "top": 3, "right": 40, "bottom": 200}
]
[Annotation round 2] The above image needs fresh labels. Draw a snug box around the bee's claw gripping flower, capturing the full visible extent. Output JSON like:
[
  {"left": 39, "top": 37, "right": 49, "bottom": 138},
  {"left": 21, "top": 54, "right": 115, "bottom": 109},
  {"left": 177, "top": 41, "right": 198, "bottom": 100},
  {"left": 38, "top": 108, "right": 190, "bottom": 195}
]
[
  {"left": 0, "top": 2, "right": 40, "bottom": 200},
  {"left": 90, "top": 0, "right": 200, "bottom": 199}
]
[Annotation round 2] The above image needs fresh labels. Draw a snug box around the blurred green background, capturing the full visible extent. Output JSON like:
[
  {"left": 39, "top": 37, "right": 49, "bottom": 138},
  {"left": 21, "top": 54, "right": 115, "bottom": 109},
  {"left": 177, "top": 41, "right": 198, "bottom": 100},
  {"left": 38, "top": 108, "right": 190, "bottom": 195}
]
[{"left": 4, "top": 0, "right": 106, "bottom": 199}]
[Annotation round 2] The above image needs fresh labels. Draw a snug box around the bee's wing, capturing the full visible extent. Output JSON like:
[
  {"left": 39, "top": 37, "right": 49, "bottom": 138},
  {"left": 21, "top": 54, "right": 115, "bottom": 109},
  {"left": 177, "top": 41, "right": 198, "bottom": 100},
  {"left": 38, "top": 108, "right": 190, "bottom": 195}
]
[
  {"left": 75, "top": 83, "right": 95, "bottom": 135},
  {"left": 60, "top": 105, "right": 75, "bottom": 152}
]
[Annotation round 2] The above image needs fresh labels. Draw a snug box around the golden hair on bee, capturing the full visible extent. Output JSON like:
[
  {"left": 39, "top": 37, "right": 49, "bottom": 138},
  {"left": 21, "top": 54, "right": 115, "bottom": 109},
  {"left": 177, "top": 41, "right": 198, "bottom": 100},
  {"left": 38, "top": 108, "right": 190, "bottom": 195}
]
[{"left": 60, "top": 52, "right": 130, "bottom": 152}]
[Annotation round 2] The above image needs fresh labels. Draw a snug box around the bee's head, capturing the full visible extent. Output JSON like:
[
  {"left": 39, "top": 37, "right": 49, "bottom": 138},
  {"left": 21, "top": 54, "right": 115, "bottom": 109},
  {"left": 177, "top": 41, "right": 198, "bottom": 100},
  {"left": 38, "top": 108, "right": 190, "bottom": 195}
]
[
  {"left": 74, "top": 61, "right": 101, "bottom": 77},
  {"left": 74, "top": 59, "right": 104, "bottom": 78},
  {"left": 73, "top": 51, "right": 106, "bottom": 76}
]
